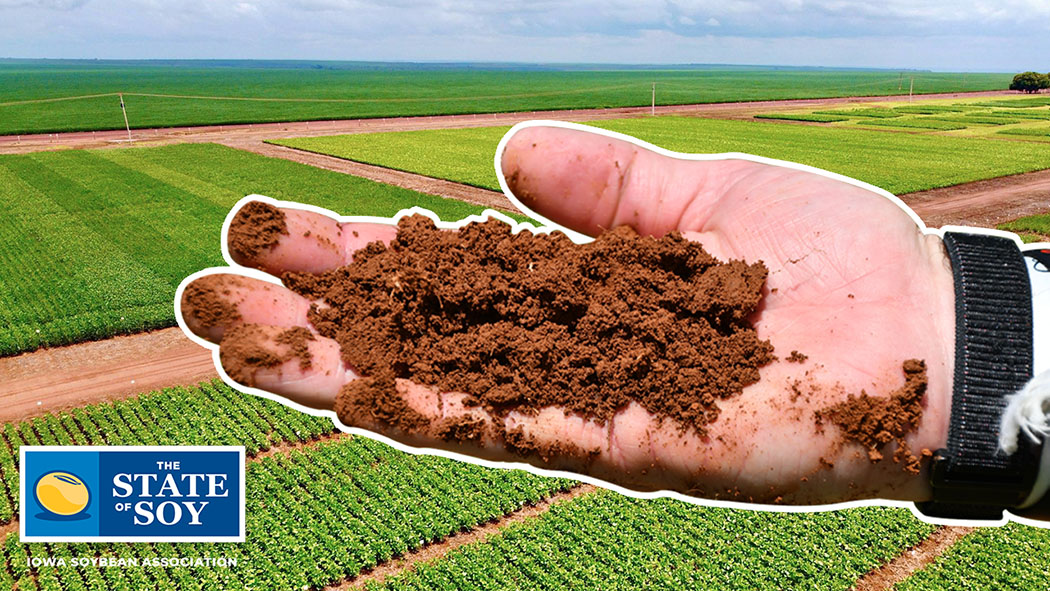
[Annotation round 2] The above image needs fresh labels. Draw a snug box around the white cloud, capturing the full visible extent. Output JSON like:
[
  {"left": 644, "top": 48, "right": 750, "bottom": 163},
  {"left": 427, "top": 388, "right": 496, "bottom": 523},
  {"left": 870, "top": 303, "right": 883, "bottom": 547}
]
[{"left": 705, "top": 17, "right": 720, "bottom": 26}]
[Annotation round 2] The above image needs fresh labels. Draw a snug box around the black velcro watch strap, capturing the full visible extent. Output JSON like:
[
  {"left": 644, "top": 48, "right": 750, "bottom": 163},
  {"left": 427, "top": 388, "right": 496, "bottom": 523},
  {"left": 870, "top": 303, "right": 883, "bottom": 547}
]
[{"left": 916, "top": 231, "right": 1036, "bottom": 520}]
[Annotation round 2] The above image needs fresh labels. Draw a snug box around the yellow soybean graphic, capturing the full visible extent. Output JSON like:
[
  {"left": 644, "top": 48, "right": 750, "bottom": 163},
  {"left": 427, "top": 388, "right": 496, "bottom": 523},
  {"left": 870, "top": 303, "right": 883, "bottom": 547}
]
[{"left": 36, "top": 472, "right": 89, "bottom": 515}]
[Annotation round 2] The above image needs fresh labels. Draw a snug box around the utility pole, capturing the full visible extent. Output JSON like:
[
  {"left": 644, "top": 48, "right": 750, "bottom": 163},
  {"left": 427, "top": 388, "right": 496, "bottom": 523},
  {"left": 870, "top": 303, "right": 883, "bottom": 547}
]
[
  {"left": 119, "top": 93, "right": 132, "bottom": 141},
  {"left": 898, "top": 72, "right": 903, "bottom": 91},
  {"left": 909, "top": 77, "right": 914, "bottom": 102},
  {"left": 651, "top": 82, "right": 656, "bottom": 116}
]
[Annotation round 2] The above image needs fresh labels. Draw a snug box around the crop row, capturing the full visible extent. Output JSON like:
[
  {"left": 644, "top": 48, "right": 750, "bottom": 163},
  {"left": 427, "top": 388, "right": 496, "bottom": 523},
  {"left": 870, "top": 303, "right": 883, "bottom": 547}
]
[
  {"left": 813, "top": 107, "right": 906, "bottom": 118},
  {"left": 0, "top": 143, "right": 490, "bottom": 357},
  {"left": 0, "top": 380, "right": 335, "bottom": 523},
  {"left": 998, "top": 126, "right": 1050, "bottom": 138},
  {"left": 864, "top": 118, "right": 967, "bottom": 131},
  {"left": 367, "top": 490, "right": 937, "bottom": 591},
  {"left": 752, "top": 113, "right": 849, "bottom": 123},
  {"left": 274, "top": 115, "right": 1050, "bottom": 196},
  {"left": 1, "top": 436, "right": 571, "bottom": 591}
]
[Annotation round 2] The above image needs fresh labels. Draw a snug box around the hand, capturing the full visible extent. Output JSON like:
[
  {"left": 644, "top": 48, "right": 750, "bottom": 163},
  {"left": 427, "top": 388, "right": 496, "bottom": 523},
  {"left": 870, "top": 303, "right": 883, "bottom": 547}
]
[{"left": 177, "top": 122, "right": 955, "bottom": 506}]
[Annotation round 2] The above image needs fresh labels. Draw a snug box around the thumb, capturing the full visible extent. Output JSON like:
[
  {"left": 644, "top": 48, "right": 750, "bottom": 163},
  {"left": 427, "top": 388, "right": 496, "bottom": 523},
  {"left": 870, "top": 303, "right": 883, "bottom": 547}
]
[{"left": 498, "top": 123, "right": 760, "bottom": 238}]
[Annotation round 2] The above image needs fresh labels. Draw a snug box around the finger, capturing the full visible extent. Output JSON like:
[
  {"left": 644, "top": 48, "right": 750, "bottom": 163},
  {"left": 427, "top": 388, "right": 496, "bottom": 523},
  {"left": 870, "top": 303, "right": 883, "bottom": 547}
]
[
  {"left": 227, "top": 201, "right": 398, "bottom": 275},
  {"left": 218, "top": 323, "right": 353, "bottom": 410},
  {"left": 180, "top": 274, "right": 313, "bottom": 343},
  {"left": 499, "top": 124, "right": 761, "bottom": 238}
]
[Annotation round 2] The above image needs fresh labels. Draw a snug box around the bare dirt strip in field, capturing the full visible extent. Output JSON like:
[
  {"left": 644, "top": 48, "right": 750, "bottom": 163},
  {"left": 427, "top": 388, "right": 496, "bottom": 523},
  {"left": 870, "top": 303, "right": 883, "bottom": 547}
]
[
  {"left": 850, "top": 526, "right": 975, "bottom": 591},
  {"left": 0, "top": 89, "right": 1016, "bottom": 155},
  {"left": 223, "top": 139, "right": 514, "bottom": 212},
  {"left": 0, "top": 327, "right": 215, "bottom": 423}
]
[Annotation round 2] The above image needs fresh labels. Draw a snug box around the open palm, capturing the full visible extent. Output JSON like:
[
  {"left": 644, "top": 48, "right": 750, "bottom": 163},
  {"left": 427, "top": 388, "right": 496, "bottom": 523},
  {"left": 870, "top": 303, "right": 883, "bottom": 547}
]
[{"left": 178, "top": 123, "right": 955, "bottom": 506}]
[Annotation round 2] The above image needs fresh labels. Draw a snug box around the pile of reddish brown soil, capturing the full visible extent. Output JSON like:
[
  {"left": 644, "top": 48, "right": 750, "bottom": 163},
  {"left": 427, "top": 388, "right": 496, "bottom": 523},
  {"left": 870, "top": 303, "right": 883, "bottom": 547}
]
[
  {"left": 815, "top": 359, "right": 929, "bottom": 473},
  {"left": 282, "top": 214, "right": 774, "bottom": 436}
]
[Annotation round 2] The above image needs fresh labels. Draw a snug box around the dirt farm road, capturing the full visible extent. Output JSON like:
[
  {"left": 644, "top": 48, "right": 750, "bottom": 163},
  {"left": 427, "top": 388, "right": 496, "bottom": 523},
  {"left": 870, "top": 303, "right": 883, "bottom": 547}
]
[
  {"left": 903, "top": 168, "right": 1050, "bottom": 229},
  {"left": 0, "top": 328, "right": 215, "bottom": 422}
]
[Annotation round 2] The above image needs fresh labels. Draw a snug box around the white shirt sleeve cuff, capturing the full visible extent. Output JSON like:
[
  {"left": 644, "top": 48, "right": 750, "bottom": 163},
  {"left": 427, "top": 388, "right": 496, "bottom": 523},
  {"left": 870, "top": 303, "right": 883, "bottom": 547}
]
[{"left": 1016, "top": 248, "right": 1050, "bottom": 508}]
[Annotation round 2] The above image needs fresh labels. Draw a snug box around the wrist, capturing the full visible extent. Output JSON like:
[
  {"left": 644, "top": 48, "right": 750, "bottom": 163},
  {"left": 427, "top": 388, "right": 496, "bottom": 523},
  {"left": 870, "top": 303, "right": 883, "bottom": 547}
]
[{"left": 917, "top": 230, "right": 1037, "bottom": 521}]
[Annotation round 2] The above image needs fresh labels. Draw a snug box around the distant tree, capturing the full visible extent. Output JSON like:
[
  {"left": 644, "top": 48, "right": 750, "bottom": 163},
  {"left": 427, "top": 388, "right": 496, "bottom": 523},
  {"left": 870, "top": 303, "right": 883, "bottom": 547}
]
[{"left": 1009, "top": 71, "right": 1050, "bottom": 93}]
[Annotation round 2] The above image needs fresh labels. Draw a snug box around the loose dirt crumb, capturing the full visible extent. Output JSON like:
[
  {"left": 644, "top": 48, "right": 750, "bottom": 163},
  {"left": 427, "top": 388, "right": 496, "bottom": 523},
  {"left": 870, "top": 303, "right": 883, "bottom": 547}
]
[
  {"left": 228, "top": 201, "right": 288, "bottom": 262},
  {"left": 285, "top": 215, "right": 774, "bottom": 443},
  {"left": 786, "top": 350, "right": 808, "bottom": 363},
  {"left": 814, "top": 359, "right": 928, "bottom": 473}
]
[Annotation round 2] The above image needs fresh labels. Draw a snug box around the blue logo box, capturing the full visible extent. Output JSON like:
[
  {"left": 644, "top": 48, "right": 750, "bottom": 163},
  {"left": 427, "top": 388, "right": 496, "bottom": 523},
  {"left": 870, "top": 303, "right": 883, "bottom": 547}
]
[{"left": 21, "top": 446, "right": 244, "bottom": 542}]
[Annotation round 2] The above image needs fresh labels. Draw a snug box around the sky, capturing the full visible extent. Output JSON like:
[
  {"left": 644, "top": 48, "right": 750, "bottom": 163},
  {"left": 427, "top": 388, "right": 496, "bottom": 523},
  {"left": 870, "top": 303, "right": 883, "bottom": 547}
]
[{"left": 1, "top": 0, "right": 1049, "bottom": 71}]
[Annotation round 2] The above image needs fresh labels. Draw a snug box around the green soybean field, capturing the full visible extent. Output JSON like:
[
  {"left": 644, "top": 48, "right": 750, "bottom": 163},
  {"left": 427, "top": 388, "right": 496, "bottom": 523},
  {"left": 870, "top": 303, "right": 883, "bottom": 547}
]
[
  {"left": 896, "top": 523, "right": 1050, "bottom": 590},
  {"left": 0, "top": 60, "right": 1010, "bottom": 136},
  {"left": 0, "top": 143, "right": 491, "bottom": 357},
  {"left": 0, "top": 381, "right": 573, "bottom": 591},
  {"left": 6, "top": 380, "right": 1037, "bottom": 591},
  {"left": 368, "top": 491, "right": 935, "bottom": 591}
]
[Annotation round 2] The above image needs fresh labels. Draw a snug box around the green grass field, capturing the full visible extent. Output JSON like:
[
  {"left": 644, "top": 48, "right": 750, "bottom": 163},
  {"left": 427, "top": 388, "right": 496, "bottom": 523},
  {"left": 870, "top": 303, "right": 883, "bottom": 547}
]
[
  {"left": 928, "top": 114, "right": 1022, "bottom": 125},
  {"left": 1000, "top": 213, "right": 1050, "bottom": 240},
  {"left": 0, "top": 143, "right": 494, "bottom": 357},
  {"left": 272, "top": 116, "right": 1050, "bottom": 195},
  {"left": 0, "top": 60, "right": 1010, "bottom": 135},
  {"left": 967, "top": 97, "right": 1050, "bottom": 108},
  {"left": 4, "top": 381, "right": 1046, "bottom": 589}
]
